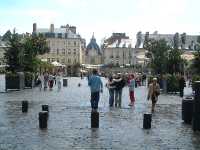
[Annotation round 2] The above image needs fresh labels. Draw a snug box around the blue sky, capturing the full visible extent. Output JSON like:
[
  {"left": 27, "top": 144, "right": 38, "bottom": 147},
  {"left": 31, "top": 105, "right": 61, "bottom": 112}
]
[{"left": 0, "top": 0, "right": 200, "bottom": 44}]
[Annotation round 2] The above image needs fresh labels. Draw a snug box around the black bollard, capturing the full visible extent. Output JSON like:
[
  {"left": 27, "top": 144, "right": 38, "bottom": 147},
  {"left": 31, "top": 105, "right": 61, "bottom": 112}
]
[
  {"left": 39, "top": 111, "right": 48, "bottom": 129},
  {"left": 192, "top": 81, "right": 200, "bottom": 131},
  {"left": 182, "top": 97, "right": 194, "bottom": 124},
  {"left": 91, "top": 111, "right": 99, "bottom": 128},
  {"left": 22, "top": 101, "right": 28, "bottom": 113},
  {"left": 63, "top": 78, "right": 68, "bottom": 87},
  {"left": 42, "top": 105, "right": 49, "bottom": 112},
  {"left": 143, "top": 114, "right": 152, "bottom": 129}
]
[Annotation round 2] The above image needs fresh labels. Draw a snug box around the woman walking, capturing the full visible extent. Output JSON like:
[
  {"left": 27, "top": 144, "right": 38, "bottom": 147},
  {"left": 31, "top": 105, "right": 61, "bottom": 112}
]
[{"left": 147, "top": 78, "right": 160, "bottom": 112}]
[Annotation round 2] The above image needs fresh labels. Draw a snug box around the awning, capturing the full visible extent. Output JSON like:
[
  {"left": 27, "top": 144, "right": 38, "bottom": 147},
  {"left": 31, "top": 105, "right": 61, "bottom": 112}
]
[{"left": 51, "top": 61, "right": 66, "bottom": 67}]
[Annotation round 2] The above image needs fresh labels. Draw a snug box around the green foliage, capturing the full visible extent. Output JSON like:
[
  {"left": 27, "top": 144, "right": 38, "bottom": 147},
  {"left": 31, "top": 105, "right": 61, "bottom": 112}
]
[
  {"left": 2, "top": 30, "right": 12, "bottom": 41},
  {"left": 145, "top": 38, "right": 169, "bottom": 74},
  {"left": 145, "top": 37, "right": 184, "bottom": 75},
  {"left": 167, "top": 49, "right": 184, "bottom": 74},
  {"left": 24, "top": 72, "right": 34, "bottom": 87},
  {"left": 4, "top": 33, "right": 24, "bottom": 73},
  {"left": 31, "top": 34, "right": 49, "bottom": 55},
  {"left": 192, "top": 75, "right": 200, "bottom": 91},
  {"left": 191, "top": 49, "right": 200, "bottom": 75},
  {"left": 166, "top": 74, "right": 179, "bottom": 93},
  {"left": 4, "top": 31, "right": 49, "bottom": 73}
]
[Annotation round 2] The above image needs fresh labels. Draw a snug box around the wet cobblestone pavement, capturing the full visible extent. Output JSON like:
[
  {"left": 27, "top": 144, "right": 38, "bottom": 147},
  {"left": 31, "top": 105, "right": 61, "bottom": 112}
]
[{"left": 0, "top": 76, "right": 200, "bottom": 150}]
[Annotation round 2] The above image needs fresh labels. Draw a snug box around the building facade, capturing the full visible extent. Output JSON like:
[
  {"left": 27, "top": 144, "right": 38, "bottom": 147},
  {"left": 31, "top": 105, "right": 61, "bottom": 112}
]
[
  {"left": 33, "top": 23, "right": 86, "bottom": 74},
  {"left": 85, "top": 35, "right": 102, "bottom": 65},
  {"left": 102, "top": 33, "right": 135, "bottom": 66},
  {"left": 135, "top": 31, "right": 199, "bottom": 50}
]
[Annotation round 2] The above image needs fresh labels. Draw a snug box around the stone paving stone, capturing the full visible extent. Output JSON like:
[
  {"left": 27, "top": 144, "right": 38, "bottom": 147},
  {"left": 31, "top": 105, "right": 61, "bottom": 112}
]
[{"left": 0, "top": 76, "right": 199, "bottom": 150}]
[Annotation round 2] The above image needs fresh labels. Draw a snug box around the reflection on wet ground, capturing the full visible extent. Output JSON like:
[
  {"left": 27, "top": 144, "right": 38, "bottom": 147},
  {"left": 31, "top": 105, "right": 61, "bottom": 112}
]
[{"left": 0, "top": 76, "right": 199, "bottom": 150}]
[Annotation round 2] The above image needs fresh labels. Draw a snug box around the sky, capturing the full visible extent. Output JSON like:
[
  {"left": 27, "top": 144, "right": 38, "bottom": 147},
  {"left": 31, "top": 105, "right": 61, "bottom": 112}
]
[{"left": 0, "top": 0, "right": 200, "bottom": 45}]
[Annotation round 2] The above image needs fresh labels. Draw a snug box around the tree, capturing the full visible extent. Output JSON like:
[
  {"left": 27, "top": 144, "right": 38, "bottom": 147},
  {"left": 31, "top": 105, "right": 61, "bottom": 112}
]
[
  {"left": 167, "top": 49, "right": 184, "bottom": 74},
  {"left": 23, "top": 34, "right": 49, "bottom": 72},
  {"left": 191, "top": 50, "right": 200, "bottom": 74},
  {"left": 191, "top": 36, "right": 200, "bottom": 74},
  {"left": 173, "top": 32, "right": 180, "bottom": 49},
  {"left": 2, "top": 30, "right": 12, "bottom": 41},
  {"left": 144, "top": 39, "right": 169, "bottom": 74},
  {"left": 4, "top": 33, "right": 24, "bottom": 73}
]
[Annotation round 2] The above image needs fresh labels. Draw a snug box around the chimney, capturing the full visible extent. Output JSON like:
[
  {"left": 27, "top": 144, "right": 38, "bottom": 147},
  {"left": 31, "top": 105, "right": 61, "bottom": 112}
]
[
  {"left": 69, "top": 26, "right": 76, "bottom": 34},
  {"left": 33, "top": 23, "right": 37, "bottom": 33},
  {"left": 50, "top": 24, "right": 54, "bottom": 33}
]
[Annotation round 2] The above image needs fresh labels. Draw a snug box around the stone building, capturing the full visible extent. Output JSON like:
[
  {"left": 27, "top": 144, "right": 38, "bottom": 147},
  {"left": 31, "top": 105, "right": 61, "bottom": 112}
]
[
  {"left": 136, "top": 31, "right": 199, "bottom": 50},
  {"left": 85, "top": 35, "right": 102, "bottom": 65},
  {"left": 103, "top": 33, "right": 135, "bottom": 66},
  {"left": 33, "top": 23, "right": 86, "bottom": 75}
]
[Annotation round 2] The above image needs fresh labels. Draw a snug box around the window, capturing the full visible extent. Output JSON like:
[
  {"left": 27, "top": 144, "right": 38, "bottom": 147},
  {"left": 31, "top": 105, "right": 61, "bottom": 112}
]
[
  {"left": 73, "top": 49, "right": 76, "bottom": 55},
  {"left": 52, "top": 58, "right": 55, "bottom": 62},
  {"left": 68, "top": 59, "right": 71, "bottom": 63},
  {"left": 74, "top": 41, "right": 76, "bottom": 46},
  {"left": 57, "top": 59, "right": 59, "bottom": 62},
  {"left": 57, "top": 49, "right": 59, "bottom": 55},
  {"left": 62, "top": 59, "right": 65, "bottom": 63},
  {"left": 68, "top": 49, "right": 71, "bottom": 54},
  {"left": 62, "top": 49, "right": 65, "bottom": 54}
]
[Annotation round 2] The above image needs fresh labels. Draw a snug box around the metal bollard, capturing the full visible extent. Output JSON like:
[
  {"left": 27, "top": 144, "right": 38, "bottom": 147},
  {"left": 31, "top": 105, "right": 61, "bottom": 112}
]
[
  {"left": 39, "top": 111, "right": 48, "bottom": 129},
  {"left": 42, "top": 105, "right": 49, "bottom": 118},
  {"left": 63, "top": 78, "right": 68, "bottom": 87},
  {"left": 182, "top": 97, "right": 194, "bottom": 124},
  {"left": 91, "top": 111, "right": 99, "bottom": 128},
  {"left": 192, "top": 81, "right": 200, "bottom": 131},
  {"left": 143, "top": 114, "right": 152, "bottom": 129},
  {"left": 42, "top": 105, "right": 49, "bottom": 112},
  {"left": 22, "top": 101, "right": 28, "bottom": 113}
]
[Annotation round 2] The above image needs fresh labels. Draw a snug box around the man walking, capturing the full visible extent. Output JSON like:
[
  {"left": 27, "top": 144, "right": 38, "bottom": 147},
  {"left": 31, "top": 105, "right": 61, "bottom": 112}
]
[
  {"left": 179, "top": 74, "right": 186, "bottom": 98},
  {"left": 88, "top": 69, "right": 103, "bottom": 112}
]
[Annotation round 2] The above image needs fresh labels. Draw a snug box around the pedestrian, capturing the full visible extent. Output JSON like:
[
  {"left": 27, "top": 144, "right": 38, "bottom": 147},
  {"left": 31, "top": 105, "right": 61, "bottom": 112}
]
[
  {"left": 128, "top": 74, "right": 135, "bottom": 106},
  {"left": 43, "top": 72, "right": 49, "bottom": 90},
  {"left": 147, "top": 78, "right": 160, "bottom": 112},
  {"left": 113, "top": 73, "right": 125, "bottom": 108},
  {"left": 56, "top": 73, "right": 62, "bottom": 90},
  {"left": 37, "top": 73, "right": 43, "bottom": 91},
  {"left": 107, "top": 75, "right": 115, "bottom": 107},
  {"left": 179, "top": 74, "right": 186, "bottom": 97},
  {"left": 48, "top": 73, "right": 54, "bottom": 90},
  {"left": 88, "top": 69, "right": 103, "bottom": 112}
]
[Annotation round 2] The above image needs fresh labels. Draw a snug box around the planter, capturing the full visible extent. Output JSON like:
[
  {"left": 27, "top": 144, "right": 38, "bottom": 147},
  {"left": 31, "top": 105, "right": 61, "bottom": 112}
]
[
  {"left": 6, "top": 72, "right": 25, "bottom": 91},
  {"left": 25, "top": 72, "right": 34, "bottom": 88}
]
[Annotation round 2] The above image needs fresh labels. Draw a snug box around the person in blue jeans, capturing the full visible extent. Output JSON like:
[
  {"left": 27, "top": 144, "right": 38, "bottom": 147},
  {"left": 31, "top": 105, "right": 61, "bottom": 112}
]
[
  {"left": 113, "top": 73, "right": 125, "bottom": 108},
  {"left": 88, "top": 69, "right": 103, "bottom": 112},
  {"left": 106, "top": 75, "right": 115, "bottom": 107}
]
